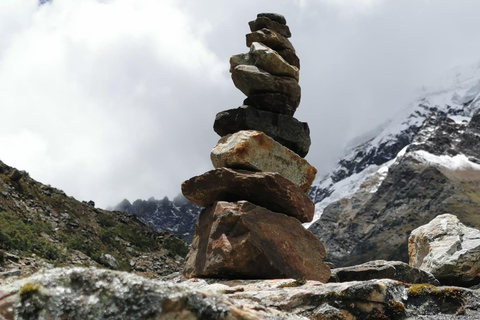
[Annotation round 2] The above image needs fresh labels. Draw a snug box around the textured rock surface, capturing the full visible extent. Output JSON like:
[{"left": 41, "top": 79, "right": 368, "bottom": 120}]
[
  {"left": 2, "top": 267, "right": 480, "bottom": 320},
  {"left": 246, "top": 28, "right": 294, "bottom": 51},
  {"left": 277, "top": 48, "right": 300, "bottom": 69},
  {"left": 213, "top": 105, "right": 310, "bottom": 157},
  {"left": 232, "top": 65, "right": 301, "bottom": 100},
  {"left": 249, "top": 16, "right": 291, "bottom": 38},
  {"left": 409, "top": 214, "right": 480, "bottom": 286},
  {"left": 330, "top": 260, "right": 439, "bottom": 285},
  {"left": 244, "top": 92, "right": 299, "bottom": 115},
  {"left": 181, "top": 168, "right": 314, "bottom": 223},
  {"left": 183, "top": 201, "right": 329, "bottom": 281},
  {"left": 211, "top": 131, "right": 316, "bottom": 192},
  {"left": 230, "top": 42, "right": 299, "bottom": 81}
]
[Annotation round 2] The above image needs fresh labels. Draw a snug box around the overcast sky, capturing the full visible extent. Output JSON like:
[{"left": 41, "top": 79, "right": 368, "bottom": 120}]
[{"left": 1, "top": 0, "right": 480, "bottom": 208}]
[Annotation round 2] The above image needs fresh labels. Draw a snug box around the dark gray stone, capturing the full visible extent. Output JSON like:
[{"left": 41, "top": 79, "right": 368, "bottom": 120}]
[
  {"left": 249, "top": 17, "right": 291, "bottom": 38},
  {"left": 257, "top": 13, "right": 287, "bottom": 25},
  {"left": 244, "top": 93, "right": 299, "bottom": 116},
  {"left": 213, "top": 105, "right": 311, "bottom": 157},
  {"left": 329, "top": 260, "right": 440, "bottom": 285}
]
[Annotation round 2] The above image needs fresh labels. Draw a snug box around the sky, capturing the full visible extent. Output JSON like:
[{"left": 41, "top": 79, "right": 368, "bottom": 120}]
[{"left": 1, "top": 0, "right": 480, "bottom": 208}]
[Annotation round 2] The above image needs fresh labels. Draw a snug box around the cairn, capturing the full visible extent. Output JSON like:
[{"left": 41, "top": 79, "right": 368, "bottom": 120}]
[{"left": 182, "top": 13, "right": 330, "bottom": 282}]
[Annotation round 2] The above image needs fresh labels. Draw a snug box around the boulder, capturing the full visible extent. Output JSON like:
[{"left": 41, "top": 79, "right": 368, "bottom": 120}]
[
  {"left": 211, "top": 130, "right": 316, "bottom": 192},
  {"left": 409, "top": 213, "right": 480, "bottom": 286},
  {"left": 230, "top": 42, "right": 299, "bottom": 81},
  {"left": 183, "top": 201, "right": 330, "bottom": 281},
  {"left": 231, "top": 65, "right": 301, "bottom": 101},
  {"left": 249, "top": 16, "right": 291, "bottom": 38},
  {"left": 181, "top": 168, "right": 314, "bottom": 223},
  {"left": 213, "top": 105, "right": 310, "bottom": 157},
  {"left": 244, "top": 93, "right": 299, "bottom": 116},
  {"left": 257, "top": 12, "right": 287, "bottom": 25},
  {"left": 246, "top": 28, "right": 294, "bottom": 51},
  {"left": 330, "top": 260, "right": 439, "bottom": 285}
]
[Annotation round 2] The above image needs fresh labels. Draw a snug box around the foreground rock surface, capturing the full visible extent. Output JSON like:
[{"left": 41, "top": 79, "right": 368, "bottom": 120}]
[
  {"left": 181, "top": 168, "right": 314, "bottom": 223},
  {"left": 211, "top": 131, "right": 316, "bottom": 192},
  {"left": 330, "top": 260, "right": 440, "bottom": 285},
  {"left": 214, "top": 105, "right": 311, "bottom": 157},
  {"left": 183, "top": 201, "right": 329, "bottom": 281},
  {"left": 409, "top": 213, "right": 480, "bottom": 286},
  {"left": 2, "top": 267, "right": 480, "bottom": 320}
]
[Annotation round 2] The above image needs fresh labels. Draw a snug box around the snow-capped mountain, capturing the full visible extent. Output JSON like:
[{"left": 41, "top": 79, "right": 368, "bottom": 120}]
[{"left": 308, "top": 61, "right": 480, "bottom": 226}]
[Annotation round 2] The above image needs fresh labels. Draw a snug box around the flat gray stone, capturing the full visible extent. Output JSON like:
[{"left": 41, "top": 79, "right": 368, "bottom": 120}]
[{"left": 214, "top": 105, "right": 311, "bottom": 157}]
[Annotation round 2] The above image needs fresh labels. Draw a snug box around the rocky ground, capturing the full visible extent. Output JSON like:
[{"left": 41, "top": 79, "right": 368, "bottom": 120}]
[{"left": 1, "top": 267, "right": 480, "bottom": 319}]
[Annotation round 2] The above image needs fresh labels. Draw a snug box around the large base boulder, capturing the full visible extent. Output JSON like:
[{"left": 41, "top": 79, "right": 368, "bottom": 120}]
[
  {"left": 183, "top": 201, "right": 330, "bottom": 282},
  {"left": 213, "top": 105, "right": 310, "bottom": 157},
  {"left": 409, "top": 213, "right": 480, "bottom": 286},
  {"left": 181, "top": 168, "right": 314, "bottom": 223},
  {"left": 211, "top": 130, "right": 316, "bottom": 192}
]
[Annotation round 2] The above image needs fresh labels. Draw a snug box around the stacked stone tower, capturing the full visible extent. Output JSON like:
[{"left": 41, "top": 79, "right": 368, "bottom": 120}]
[{"left": 182, "top": 13, "right": 330, "bottom": 282}]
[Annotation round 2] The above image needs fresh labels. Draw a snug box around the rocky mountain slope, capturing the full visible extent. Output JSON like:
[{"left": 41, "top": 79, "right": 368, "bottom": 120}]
[
  {"left": 308, "top": 62, "right": 480, "bottom": 268},
  {"left": 0, "top": 160, "right": 188, "bottom": 279},
  {"left": 113, "top": 196, "right": 201, "bottom": 244},
  {"left": 308, "top": 61, "right": 480, "bottom": 225}
]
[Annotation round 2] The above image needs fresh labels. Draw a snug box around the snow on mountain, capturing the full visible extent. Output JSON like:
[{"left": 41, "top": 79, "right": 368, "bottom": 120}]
[{"left": 308, "top": 61, "right": 480, "bottom": 226}]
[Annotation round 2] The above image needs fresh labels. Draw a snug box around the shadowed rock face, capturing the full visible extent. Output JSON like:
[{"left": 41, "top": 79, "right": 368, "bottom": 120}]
[
  {"left": 181, "top": 168, "right": 314, "bottom": 223},
  {"left": 183, "top": 201, "right": 330, "bottom": 281}
]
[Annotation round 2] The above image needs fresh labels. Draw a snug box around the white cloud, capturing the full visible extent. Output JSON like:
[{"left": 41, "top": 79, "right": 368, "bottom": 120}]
[{"left": 0, "top": 0, "right": 228, "bottom": 207}]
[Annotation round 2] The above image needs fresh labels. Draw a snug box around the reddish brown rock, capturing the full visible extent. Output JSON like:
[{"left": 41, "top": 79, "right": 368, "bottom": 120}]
[
  {"left": 181, "top": 168, "right": 314, "bottom": 223},
  {"left": 249, "top": 16, "right": 291, "bottom": 38},
  {"left": 183, "top": 201, "right": 330, "bottom": 282}
]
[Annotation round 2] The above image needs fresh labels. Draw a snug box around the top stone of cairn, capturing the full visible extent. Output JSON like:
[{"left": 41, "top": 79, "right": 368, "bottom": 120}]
[{"left": 257, "top": 13, "right": 286, "bottom": 25}]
